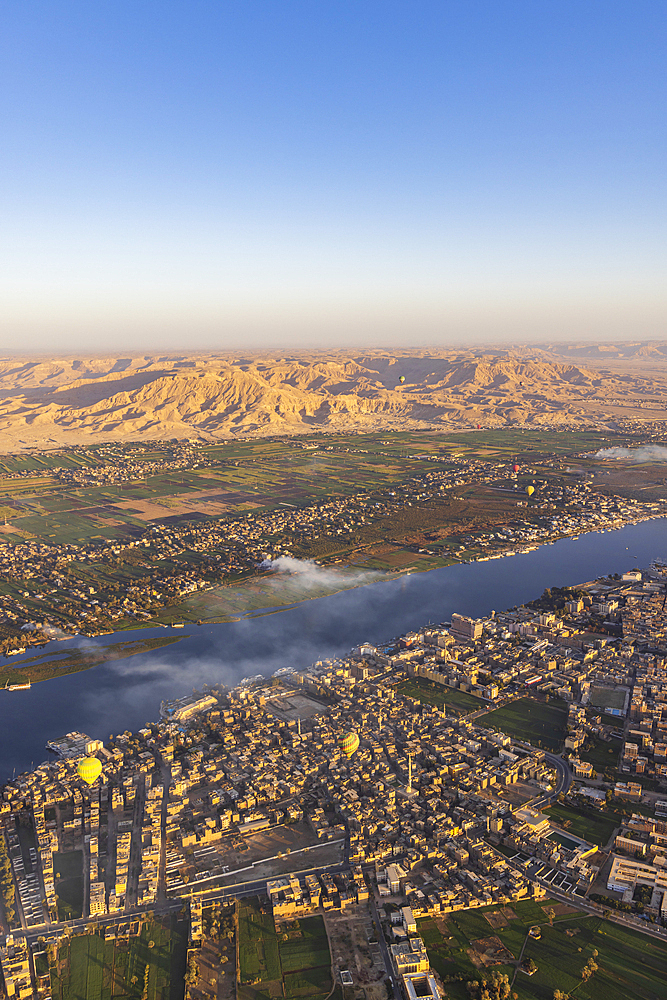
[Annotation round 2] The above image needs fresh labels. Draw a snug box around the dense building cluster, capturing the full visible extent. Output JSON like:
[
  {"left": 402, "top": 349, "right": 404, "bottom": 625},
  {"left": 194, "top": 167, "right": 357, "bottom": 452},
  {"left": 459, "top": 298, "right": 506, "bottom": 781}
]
[{"left": 4, "top": 562, "right": 667, "bottom": 995}]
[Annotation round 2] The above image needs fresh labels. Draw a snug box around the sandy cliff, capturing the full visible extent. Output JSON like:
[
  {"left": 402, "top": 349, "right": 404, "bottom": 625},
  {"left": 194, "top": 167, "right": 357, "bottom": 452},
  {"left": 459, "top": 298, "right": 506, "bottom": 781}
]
[{"left": 0, "top": 345, "right": 666, "bottom": 450}]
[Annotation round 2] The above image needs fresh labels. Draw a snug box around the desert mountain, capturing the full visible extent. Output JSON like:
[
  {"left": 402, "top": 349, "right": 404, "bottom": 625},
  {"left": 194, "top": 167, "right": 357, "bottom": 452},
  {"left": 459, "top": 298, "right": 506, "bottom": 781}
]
[{"left": 0, "top": 347, "right": 666, "bottom": 451}]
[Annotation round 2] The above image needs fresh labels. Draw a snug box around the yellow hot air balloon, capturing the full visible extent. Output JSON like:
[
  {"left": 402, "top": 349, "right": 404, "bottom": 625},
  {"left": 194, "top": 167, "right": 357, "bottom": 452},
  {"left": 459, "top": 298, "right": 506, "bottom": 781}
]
[
  {"left": 339, "top": 732, "right": 360, "bottom": 758},
  {"left": 525, "top": 485, "right": 535, "bottom": 497},
  {"left": 77, "top": 756, "right": 103, "bottom": 785}
]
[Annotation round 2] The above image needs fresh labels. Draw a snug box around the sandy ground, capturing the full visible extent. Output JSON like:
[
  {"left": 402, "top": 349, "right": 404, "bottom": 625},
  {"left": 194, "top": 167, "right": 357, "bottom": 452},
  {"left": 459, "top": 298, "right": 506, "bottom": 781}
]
[
  {"left": 181, "top": 822, "right": 344, "bottom": 890},
  {"left": 325, "top": 905, "right": 389, "bottom": 998}
]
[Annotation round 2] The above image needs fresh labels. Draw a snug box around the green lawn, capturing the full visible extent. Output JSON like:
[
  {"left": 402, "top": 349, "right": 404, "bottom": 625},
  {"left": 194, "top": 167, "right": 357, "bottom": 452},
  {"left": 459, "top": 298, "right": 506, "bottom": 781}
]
[
  {"left": 589, "top": 687, "right": 627, "bottom": 711},
  {"left": 397, "top": 677, "right": 485, "bottom": 714},
  {"left": 483, "top": 697, "right": 568, "bottom": 751},
  {"left": 238, "top": 897, "right": 281, "bottom": 984},
  {"left": 54, "top": 850, "right": 84, "bottom": 921},
  {"left": 419, "top": 900, "right": 667, "bottom": 1000},
  {"left": 278, "top": 916, "right": 330, "bottom": 972},
  {"left": 544, "top": 802, "right": 620, "bottom": 846},
  {"left": 49, "top": 917, "right": 186, "bottom": 1000},
  {"left": 579, "top": 737, "right": 620, "bottom": 774},
  {"left": 239, "top": 901, "right": 331, "bottom": 1000}
]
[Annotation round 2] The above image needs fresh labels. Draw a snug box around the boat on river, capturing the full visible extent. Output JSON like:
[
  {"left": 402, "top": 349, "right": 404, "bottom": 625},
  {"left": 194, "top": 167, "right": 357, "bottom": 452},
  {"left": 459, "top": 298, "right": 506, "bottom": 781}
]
[{"left": 4, "top": 680, "right": 31, "bottom": 691}]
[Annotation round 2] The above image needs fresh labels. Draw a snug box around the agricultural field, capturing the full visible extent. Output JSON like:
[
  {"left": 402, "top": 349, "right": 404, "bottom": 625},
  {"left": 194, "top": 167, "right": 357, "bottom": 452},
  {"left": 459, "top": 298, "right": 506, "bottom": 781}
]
[
  {"left": 397, "top": 677, "right": 485, "bottom": 715},
  {"left": 48, "top": 917, "right": 187, "bottom": 1000},
  {"left": 53, "top": 850, "right": 84, "bottom": 921},
  {"left": 544, "top": 802, "right": 620, "bottom": 847},
  {"left": 482, "top": 698, "right": 569, "bottom": 752},
  {"left": 0, "top": 429, "right": 632, "bottom": 548},
  {"left": 238, "top": 898, "right": 332, "bottom": 1000},
  {"left": 418, "top": 899, "right": 667, "bottom": 1000},
  {"left": 0, "top": 435, "right": 438, "bottom": 545},
  {"left": 578, "top": 737, "right": 621, "bottom": 775},
  {"left": 237, "top": 896, "right": 281, "bottom": 987},
  {"left": 520, "top": 913, "right": 667, "bottom": 1000},
  {"left": 1, "top": 427, "right": 660, "bottom": 660},
  {"left": 417, "top": 899, "right": 551, "bottom": 998}
]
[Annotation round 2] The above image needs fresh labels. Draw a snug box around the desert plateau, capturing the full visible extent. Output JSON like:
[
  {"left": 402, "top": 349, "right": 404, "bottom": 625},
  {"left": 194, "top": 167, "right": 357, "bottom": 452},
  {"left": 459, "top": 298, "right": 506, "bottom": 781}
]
[{"left": 2, "top": 342, "right": 667, "bottom": 451}]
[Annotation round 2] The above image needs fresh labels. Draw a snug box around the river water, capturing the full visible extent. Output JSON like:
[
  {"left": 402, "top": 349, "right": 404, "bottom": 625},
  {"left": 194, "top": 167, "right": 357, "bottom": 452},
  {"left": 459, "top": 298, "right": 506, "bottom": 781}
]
[{"left": 2, "top": 518, "right": 667, "bottom": 783}]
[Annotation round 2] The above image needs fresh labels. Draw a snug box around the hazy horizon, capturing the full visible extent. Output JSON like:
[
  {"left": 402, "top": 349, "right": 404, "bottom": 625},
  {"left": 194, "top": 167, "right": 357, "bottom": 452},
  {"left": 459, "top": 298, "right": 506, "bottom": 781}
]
[{"left": 1, "top": 1, "right": 665, "bottom": 352}]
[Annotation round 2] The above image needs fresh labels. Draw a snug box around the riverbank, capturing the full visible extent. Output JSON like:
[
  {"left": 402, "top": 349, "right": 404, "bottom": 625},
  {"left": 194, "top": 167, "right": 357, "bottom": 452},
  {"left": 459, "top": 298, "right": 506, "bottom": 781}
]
[
  {"left": 9, "top": 508, "right": 666, "bottom": 651},
  {"left": 8, "top": 514, "right": 667, "bottom": 684},
  {"left": 1, "top": 516, "right": 667, "bottom": 781},
  {"left": 0, "top": 635, "right": 184, "bottom": 687}
]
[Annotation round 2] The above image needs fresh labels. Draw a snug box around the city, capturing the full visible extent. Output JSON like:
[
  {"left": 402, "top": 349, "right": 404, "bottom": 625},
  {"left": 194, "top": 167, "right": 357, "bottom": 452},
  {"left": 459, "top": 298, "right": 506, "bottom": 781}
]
[
  {"left": 2, "top": 564, "right": 667, "bottom": 997},
  {"left": 2, "top": 2, "right": 666, "bottom": 997}
]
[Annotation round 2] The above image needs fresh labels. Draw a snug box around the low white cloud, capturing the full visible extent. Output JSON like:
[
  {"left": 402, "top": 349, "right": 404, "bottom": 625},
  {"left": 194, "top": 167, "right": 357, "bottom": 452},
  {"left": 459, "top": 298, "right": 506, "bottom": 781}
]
[
  {"left": 42, "top": 625, "right": 72, "bottom": 640},
  {"left": 595, "top": 445, "right": 667, "bottom": 463},
  {"left": 259, "top": 555, "right": 383, "bottom": 593}
]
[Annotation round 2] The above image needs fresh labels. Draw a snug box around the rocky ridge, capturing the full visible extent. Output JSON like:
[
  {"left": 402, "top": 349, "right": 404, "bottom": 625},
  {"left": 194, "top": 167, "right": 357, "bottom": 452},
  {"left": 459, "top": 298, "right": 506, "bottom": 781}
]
[{"left": 0, "top": 346, "right": 666, "bottom": 450}]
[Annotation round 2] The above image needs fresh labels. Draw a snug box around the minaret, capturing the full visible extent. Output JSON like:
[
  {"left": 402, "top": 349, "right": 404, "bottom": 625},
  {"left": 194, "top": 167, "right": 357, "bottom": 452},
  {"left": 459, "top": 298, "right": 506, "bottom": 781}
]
[
  {"left": 407, "top": 753, "right": 413, "bottom": 793},
  {"left": 297, "top": 717, "right": 301, "bottom": 737}
]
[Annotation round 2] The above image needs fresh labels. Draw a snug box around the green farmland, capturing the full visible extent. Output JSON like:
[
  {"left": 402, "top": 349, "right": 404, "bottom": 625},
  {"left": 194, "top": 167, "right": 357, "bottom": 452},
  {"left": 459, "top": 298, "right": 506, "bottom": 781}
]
[
  {"left": 483, "top": 697, "right": 569, "bottom": 752},
  {"left": 419, "top": 899, "right": 667, "bottom": 1000},
  {"left": 0, "top": 428, "right": 635, "bottom": 549},
  {"left": 54, "top": 850, "right": 84, "bottom": 921},
  {"left": 397, "top": 677, "right": 485, "bottom": 715},
  {"left": 579, "top": 737, "right": 621, "bottom": 775},
  {"left": 237, "top": 897, "right": 281, "bottom": 986},
  {"left": 238, "top": 898, "right": 331, "bottom": 1000},
  {"left": 520, "top": 914, "right": 667, "bottom": 1000},
  {"left": 544, "top": 802, "right": 620, "bottom": 847},
  {"left": 49, "top": 917, "right": 187, "bottom": 1000}
]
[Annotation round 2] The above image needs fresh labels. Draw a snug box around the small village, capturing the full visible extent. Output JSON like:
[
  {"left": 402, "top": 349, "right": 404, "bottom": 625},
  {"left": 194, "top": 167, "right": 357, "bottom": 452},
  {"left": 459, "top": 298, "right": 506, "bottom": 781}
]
[{"left": 0, "top": 439, "right": 664, "bottom": 656}]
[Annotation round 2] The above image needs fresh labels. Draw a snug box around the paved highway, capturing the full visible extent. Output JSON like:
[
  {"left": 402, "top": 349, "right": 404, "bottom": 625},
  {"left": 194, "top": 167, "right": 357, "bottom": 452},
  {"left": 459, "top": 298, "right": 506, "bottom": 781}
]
[{"left": 531, "top": 751, "right": 572, "bottom": 809}]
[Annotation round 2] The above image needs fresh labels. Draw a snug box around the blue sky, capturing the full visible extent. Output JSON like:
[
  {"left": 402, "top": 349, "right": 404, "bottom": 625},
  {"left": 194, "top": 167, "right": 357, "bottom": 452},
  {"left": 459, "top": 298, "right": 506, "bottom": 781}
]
[{"left": 1, "top": 1, "right": 665, "bottom": 351}]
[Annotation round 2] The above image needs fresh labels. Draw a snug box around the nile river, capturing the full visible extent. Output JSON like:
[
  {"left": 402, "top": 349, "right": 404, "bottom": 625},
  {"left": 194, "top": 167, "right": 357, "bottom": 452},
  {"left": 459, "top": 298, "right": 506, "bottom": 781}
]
[{"left": 2, "top": 518, "right": 667, "bottom": 782}]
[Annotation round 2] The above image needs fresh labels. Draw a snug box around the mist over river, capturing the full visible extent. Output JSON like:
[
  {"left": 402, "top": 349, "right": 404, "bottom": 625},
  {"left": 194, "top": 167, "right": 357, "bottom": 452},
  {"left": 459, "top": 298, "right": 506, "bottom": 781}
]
[{"left": 2, "top": 518, "right": 667, "bottom": 782}]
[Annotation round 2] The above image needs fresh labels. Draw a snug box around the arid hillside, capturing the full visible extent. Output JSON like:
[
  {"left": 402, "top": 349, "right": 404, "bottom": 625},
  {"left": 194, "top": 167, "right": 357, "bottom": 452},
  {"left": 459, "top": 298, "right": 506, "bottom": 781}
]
[{"left": 1, "top": 346, "right": 666, "bottom": 451}]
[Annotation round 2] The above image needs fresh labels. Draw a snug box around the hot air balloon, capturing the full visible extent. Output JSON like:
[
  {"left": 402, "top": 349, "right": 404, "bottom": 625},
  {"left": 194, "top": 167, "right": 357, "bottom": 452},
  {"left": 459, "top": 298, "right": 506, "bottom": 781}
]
[
  {"left": 398, "top": 375, "right": 406, "bottom": 384},
  {"left": 513, "top": 463, "right": 519, "bottom": 473},
  {"left": 339, "top": 732, "right": 360, "bottom": 758},
  {"left": 525, "top": 485, "right": 535, "bottom": 497},
  {"left": 77, "top": 757, "right": 102, "bottom": 785}
]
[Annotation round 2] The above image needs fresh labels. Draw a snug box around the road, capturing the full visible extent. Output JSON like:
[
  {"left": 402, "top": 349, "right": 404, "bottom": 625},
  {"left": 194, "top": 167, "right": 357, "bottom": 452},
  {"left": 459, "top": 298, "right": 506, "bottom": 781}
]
[
  {"left": 369, "top": 893, "right": 396, "bottom": 998},
  {"left": 501, "top": 853, "right": 667, "bottom": 943},
  {"left": 13, "top": 858, "right": 351, "bottom": 946},
  {"left": 530, "top": 750, "right": 572, "bottom": 809}
]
